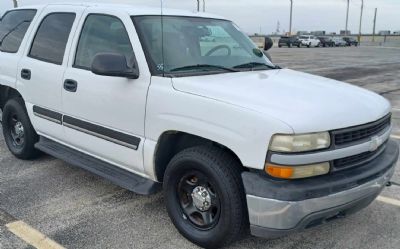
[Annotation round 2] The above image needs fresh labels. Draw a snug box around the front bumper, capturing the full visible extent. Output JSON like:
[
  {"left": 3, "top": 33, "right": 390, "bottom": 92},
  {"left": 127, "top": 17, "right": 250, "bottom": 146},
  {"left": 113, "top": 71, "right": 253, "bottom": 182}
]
[{"left": 242, "top": 139, "right": 399, "bottom": 239}]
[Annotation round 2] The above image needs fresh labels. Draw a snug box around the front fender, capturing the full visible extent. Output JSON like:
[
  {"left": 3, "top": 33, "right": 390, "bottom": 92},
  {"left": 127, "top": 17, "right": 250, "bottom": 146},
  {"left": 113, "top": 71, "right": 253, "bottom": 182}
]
[{"left": 145, "top": 77, "right": 293, "bottom": 170}]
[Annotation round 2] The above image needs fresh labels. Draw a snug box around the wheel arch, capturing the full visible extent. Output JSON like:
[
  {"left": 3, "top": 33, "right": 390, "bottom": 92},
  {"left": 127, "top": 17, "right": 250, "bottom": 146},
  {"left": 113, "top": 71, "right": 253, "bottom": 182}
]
[
  {"left": 153, "top": 131, "right": 245, "bottom": 182},
  {"left": 0, "top": 85, "right": 24, "bottom": 111}
]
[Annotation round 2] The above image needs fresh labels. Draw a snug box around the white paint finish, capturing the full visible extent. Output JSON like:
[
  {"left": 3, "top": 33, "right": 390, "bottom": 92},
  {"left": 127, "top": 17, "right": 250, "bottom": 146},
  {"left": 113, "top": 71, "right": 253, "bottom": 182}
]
[
  {"left": 172, "top": 69, "right": 391, "bottom": 134},
  {"left": 145, "top": 77, "right": 293, "bottom": 170},
  {"left": 1, "top": 3, "right": 393, "bottom": 176},
  {"left": 143, "top": 138, "right": 158, "bottom": 181},
  {"left": 17, "top": 5, "right": 87, "bottom": 141},
  {"left": 60, "top": 7, "right": 151, "bottom": 172},
  {"left": 0, "top": 7, "right": 44, "bottom": 90}
]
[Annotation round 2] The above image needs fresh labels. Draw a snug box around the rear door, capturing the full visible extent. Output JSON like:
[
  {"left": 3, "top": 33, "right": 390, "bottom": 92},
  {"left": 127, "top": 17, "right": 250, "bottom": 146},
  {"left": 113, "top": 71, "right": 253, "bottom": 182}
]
[
  {"left": 17, "top": 6, "right": 85, "bottom": 141},
  {"left": 0, "top": 9, "right": 38, "bottom": 91},
  {"left": 61, "top": 8, "right": 151, "bottom": 174}
]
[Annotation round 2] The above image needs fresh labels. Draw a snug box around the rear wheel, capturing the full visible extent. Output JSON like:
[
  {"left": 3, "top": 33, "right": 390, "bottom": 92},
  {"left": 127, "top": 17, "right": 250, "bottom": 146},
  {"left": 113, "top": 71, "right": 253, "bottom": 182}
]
[
  {"left": 163, "top": 146, "right": 247, "bottom": 248},
  {"left": 2, "top": 98, "right": 40, "bottom": 159}
]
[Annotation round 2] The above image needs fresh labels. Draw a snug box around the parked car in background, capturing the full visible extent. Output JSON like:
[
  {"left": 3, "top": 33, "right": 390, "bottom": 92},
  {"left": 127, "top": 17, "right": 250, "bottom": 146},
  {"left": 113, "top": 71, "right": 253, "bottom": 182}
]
[
  {"left": 298, "top": 35, "right": 320, "bottom": 47},
  {"left": 278, "top": 36, "right": 301, "bottom": 48},
  {"left": 343, "top": 37, "right": 359, "bottom": 46},
  {"left": 318, "top": 37, "right": 335, "bottom": 47},
  {"left": 331, "top": 37, "right": 347, "bottom": 47}
]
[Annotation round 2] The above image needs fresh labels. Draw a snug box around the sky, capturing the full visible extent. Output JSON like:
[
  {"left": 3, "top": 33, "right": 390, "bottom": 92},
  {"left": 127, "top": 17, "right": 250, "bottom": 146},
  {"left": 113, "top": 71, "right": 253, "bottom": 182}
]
[{"left": 0, "top": 0, "right": 399, "bottom": 35}]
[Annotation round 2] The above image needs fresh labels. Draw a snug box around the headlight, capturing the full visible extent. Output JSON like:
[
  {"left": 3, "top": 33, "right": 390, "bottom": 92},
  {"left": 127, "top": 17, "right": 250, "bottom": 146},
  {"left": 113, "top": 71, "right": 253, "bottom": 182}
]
[
  {"left": 269, "top": 132, "right": 331, "bottom": 153},
  {"left": 265, "top": 162, "right": 330, "bottom": 179}
]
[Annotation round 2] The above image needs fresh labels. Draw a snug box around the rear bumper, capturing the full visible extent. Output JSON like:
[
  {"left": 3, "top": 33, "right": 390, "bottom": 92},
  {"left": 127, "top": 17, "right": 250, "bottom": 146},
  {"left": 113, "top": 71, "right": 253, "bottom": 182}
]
[{"left": 243, "top": 139, "right": 398, "bottom": 239}]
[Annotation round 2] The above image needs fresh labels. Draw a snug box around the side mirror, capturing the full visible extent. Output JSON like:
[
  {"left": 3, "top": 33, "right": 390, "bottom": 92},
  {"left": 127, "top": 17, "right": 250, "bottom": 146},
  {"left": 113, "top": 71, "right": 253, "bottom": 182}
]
[
  {"left": 91, "top": 53, "right": 139, "bottom": 79},
  {"left": 264, "top": 37, "right": 273, "bottom": 51}
]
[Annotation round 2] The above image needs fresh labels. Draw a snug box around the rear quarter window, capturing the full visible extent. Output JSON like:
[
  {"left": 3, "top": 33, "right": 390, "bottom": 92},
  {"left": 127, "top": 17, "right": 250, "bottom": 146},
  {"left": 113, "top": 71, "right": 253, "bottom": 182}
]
[{"left": 0, "top": 9, "right": 37, "bottom": 53}]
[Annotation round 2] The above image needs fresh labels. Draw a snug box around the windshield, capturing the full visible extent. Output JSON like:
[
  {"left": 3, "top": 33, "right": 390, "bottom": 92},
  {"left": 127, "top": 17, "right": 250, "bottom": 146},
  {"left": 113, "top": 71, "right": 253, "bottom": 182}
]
[{"left": 132, "top": 16, "right": 275, "bottom": 76}]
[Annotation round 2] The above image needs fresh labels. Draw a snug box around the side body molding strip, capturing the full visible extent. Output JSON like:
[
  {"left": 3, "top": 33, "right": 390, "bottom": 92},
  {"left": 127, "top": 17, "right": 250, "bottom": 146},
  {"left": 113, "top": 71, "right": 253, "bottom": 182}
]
[
  {"left": 32, "top": 106, "right": 63, "bottom": 124},
  {"left": 32, "top": 105, "right": 141, "bottom": 150},
  {"left": 63, "top": 116, "right": 141, "bottom": 150}
]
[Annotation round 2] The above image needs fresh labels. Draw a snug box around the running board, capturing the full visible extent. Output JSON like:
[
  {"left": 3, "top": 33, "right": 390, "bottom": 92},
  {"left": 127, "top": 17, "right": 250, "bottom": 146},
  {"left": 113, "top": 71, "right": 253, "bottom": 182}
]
[{"left": 35, "top": 136, "right": 161, "bottom": 195}]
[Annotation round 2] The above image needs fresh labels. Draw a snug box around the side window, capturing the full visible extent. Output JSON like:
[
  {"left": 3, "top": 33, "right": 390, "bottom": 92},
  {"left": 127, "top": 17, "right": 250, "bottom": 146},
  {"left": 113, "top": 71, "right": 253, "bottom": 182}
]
[
  {"left": 29, "top": 13, "right": 75, "bottom": 65},
  {"left": 74, "top": 14, "right": 133, "bottom": 69},
  {"left": 0, "top": 10, "right": 37, "bottom": 53}
]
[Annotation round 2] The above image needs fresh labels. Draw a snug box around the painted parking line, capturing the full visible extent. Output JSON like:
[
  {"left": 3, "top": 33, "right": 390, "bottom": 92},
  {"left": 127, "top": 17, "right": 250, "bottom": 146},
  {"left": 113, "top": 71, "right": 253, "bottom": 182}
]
[
  {"left": 390, "top": 135, "right": 400, "bottom": 140},
  {"left": 6, "top": 221, "right": 66, "bottom": 249},
  {"left": 377, "top": 196, "right": 400, "bottom": 207},
  {"left": 1, "top": 208, "right": 65, "bottom": 249}
]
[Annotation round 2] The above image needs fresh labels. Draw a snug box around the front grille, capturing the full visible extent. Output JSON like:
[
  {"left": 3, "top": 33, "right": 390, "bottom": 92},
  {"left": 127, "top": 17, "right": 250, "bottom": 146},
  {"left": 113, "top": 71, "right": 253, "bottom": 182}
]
[
  {"left": 333, "top": 144, "right": 386, "bottom": 170},
  {"left": 333, "top": 114, "right": 391, "bottom": 146}
]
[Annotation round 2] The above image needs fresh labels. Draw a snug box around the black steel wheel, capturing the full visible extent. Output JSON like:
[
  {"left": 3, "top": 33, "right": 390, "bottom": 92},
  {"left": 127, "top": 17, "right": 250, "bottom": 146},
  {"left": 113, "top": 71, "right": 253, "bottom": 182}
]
[
  {"left": 164, "top": 146, "right": 247, "bottom": 249},
  {"left": 2, "top": 98, "right": 40, "bottom": 159},
  {"left": 178, "top": 171, "right": 221, "bottom": 230}
]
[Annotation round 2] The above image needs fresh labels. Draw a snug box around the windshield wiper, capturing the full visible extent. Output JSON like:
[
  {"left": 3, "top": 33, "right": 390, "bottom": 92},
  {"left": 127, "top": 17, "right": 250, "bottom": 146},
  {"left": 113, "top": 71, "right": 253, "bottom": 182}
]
[
  {"left": 233, "top": 62, "right": 280, "bottom": 70},
  {"left": 170, "top": 64, "right": 239, "bottom": 73},
  {"left": 0, "top": 20, "right": 30, "bottom": 46}
]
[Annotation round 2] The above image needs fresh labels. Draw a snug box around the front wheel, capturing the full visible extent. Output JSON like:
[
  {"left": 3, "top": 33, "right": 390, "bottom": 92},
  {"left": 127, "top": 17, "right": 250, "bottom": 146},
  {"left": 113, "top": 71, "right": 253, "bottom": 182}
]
[
  {"left": 163, "top": 146, "right": 247, "bottom": 248},
  {"left": 2, "top": 98, "right": 40, "bottom": 159}
]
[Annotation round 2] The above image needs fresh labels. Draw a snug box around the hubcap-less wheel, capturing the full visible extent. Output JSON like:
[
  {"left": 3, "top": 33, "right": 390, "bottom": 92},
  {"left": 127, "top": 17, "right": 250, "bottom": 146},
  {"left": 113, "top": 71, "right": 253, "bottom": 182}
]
[
  {"left": 8, "top": 114, "right": 25, "bottom": 149},
  {"left": 2, "top": 98, "right": 40, "bottom": 159},
  {"left": 178, "top": 171, "right": 221, "bottom": 230}
]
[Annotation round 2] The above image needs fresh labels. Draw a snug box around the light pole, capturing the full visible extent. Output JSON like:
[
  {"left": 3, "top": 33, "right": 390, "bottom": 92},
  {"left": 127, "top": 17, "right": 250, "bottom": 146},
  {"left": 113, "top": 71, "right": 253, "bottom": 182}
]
[
  {"left": 12, "top": 0, "right": 18, "bottom": 8},
  {"left": 372, "top": 8, "right": 377, "bottom": 42},
  {"left": 289, "top": 0, "right": 293, "bottom": 35},
  {"left": 345, "top": 0, "right": 350, "bottom": 35},
  {"left": 358, "top": 0, "right": 364, "bottom": 43},
  {"left": 203, "top": 0, "right": 206, "bottom": 12},
  {"left": 196, "top": 0, "right": 200, "bottom": 12}
]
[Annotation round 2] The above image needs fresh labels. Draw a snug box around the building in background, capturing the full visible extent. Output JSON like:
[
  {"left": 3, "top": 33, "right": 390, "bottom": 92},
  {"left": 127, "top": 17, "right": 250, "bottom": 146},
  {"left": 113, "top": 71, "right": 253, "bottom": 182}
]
[{"left": 379, "top": 30, "right": 391, "bottom": 35}]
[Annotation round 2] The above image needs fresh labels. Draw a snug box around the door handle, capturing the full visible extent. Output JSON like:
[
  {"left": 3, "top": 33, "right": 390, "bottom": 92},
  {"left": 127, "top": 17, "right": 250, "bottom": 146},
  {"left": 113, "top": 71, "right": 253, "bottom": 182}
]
[
  {"left": 21, "top": 69, "right": 31, "bottom": 80},
  {"left": 64, "top": 79, "right": 78, "bottom": 92}
]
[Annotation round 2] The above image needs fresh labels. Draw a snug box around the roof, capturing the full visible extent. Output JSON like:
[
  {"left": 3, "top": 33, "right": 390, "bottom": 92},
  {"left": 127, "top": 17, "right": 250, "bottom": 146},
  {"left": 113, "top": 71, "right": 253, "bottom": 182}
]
[{"left": 14, "top": 2, "right": 226, "bottom": 20}]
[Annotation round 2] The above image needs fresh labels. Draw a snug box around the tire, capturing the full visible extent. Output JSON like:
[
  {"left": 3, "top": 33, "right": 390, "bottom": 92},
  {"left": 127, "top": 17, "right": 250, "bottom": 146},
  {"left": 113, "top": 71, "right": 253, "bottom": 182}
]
[
  {"left": 307, "top": 43, "right": 311, "bottom": 48},
  {"left": 278, "top": 44, "right": 282, "bottom": 48},
  {"left": 297, "top": 44, "right": 301, "bottom": 48},
  {"left": 163, "top": 146, "right": 247, "bottom": 249},
  {"left": 2, "top": 98, "right": 40, "bottom": 160}
]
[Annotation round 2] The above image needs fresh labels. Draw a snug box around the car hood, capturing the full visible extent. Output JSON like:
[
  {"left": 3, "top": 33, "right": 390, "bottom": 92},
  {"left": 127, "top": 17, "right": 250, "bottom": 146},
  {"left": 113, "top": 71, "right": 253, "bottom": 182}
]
[{"left": 172, "top": 69, "right": 391, "bottom": 133}]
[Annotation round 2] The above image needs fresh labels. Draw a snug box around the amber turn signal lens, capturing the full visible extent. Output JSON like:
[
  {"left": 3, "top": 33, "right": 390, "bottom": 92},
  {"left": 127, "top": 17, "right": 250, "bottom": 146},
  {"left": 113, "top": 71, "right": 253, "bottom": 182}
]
[
  {"left": 265, "top": 162, "right": 330, "bottom": 179},
  {"left": 266, "top": 165, "right": 294, "bottom": 179}
]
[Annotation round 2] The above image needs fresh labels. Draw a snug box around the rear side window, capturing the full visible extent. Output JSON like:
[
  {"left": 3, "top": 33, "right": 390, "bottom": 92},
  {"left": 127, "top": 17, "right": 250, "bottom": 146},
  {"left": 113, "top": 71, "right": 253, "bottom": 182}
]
[
  {"left": 74, "top": 14, "right": 133, "bottom": 70},
  {"left": 0, "top": 9, "right": 37, "bottom": 53},
  {"left": 29, "top": 13, "right": 75, "bottom": 65}
]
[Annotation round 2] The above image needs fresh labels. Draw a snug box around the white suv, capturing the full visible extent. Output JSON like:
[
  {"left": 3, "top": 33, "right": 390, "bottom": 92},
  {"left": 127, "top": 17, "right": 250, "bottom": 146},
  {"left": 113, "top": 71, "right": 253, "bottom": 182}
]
[
  {"left": 299, "top": 35, "right": 321, "bottom": 47},
  {"left": 0, "top": 3, "right": 397, "bottom": 248}
]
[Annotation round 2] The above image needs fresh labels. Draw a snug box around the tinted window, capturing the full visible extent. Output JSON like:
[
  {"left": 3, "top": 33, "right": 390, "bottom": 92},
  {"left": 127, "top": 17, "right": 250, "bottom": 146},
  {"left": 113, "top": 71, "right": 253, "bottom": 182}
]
[
  {"left": 29, "top": 13, "right": 75, "bottom": 65},
  {"left": 0, "top": 10, "right": 36, "bottom": 53},
  {"left": 74, "top": 14, "right": 133, "bottom": 69}
]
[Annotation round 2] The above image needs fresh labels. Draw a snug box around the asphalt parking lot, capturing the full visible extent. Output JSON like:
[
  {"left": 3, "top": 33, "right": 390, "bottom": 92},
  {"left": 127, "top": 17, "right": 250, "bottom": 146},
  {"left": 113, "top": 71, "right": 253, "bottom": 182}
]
[{"left": 1, "top": 46, "right": 400, "bottom": 249}]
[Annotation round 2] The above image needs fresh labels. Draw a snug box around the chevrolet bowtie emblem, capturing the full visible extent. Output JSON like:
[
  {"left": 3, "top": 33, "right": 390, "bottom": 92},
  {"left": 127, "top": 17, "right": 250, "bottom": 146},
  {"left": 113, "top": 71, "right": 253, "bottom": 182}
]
[{"left": 369, "top": 136, "right": 382, "bottom": 152}]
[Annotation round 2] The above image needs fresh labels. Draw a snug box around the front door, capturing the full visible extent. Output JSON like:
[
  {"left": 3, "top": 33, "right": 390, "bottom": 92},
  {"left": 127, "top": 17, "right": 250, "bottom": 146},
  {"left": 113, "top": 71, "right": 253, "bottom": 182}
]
[{"left": 61, "top": 10, "right": 151, "bottom": 174}]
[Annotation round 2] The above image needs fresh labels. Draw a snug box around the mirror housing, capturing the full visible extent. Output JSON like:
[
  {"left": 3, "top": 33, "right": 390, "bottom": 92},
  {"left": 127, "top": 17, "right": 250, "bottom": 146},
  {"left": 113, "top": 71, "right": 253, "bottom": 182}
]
[
  {"left": 264, "top": 36, "right": 273, "bottom": 51},
  {"left": 91, "top": 53, "right": 139, "bottom": 79}
]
